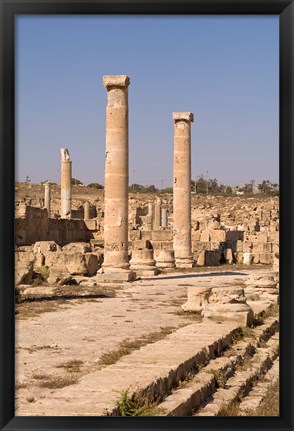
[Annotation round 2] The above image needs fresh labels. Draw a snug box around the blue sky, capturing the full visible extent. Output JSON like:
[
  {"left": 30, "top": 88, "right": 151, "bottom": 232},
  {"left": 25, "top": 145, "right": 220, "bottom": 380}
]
[{"left": 16, "top": 15, "right": 279, "bottom": 187}]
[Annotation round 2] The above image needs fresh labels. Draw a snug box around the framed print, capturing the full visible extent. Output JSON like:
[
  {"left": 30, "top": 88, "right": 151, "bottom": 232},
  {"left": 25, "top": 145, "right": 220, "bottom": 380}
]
[{"left": 0, "top": 1, "right": 293, "bottom": 431}]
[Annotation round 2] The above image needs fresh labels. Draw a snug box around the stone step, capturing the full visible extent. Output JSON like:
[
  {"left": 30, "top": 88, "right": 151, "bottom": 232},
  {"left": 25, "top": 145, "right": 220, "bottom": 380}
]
[
  {"left": 238, "top": 357, "right": 279, "bottom": 415},
  {"left": 156, "top": 316, "right": 278, "bottom": 416},
  {"left": 18, "top": 320, "right": 241, "bottom": 416},
  {"left": 195, "top": 333, "right": 279, "bottom": 416}
]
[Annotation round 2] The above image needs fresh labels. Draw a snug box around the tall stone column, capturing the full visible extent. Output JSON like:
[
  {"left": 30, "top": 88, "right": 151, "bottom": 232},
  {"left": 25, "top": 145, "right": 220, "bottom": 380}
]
[
  {"left": 153, "top": 198, "right": 162, "bottom": 230},
  {"left": 84, "top": 201, "right": 90, "bottom": 220},
  {"left": 44, "top": 181, "right": 51, "bottom": 217},
  {"left": 102, "top": 75, "right": 133, "bottom": 276},
  {"left": 173, "top": 112, "right": 194, "bottom": 268},
  {"left": 60, "top": 148, "right": 72, "bottom": 219},
  {"left": 161, "top": 208, "right": 168, "bottom": 228}
]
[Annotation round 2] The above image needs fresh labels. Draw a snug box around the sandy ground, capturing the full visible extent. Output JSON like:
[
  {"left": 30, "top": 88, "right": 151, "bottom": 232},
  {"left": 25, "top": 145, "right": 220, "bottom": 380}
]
[{"left": 15, "top": 266, "right": 267, "bottom": 414}]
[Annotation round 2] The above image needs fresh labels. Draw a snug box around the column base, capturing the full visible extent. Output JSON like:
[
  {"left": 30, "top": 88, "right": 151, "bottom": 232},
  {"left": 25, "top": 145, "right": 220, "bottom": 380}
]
[
  {"left": 98, "top": 268, "right": 137, "bottom": 282},
  {"left": 175, "top": 258, "right": 195, "bottom": 269}
]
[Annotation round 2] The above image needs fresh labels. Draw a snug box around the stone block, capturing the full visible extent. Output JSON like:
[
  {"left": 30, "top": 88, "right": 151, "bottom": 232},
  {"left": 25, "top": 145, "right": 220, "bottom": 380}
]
[
  {"left": 205, "top": 250, "right": 221, "bottom": 266},
  {"left": 132, "top": 240, "right": 152, "bottom": 250},
  {"left": 97, "top": 270, "right": 137, "bottom": 282},
  {"left": 84, "top": 253, "right": 100, "bottom": 276},
  {"left": 200, "top": 230, "right": 210, "bottom": 242},
  {"left": 192, "top": 230, "right": 201, "bottom": 241},
  {"left": 62, "top": 242, "right": 91, "bottom": 253},
  {"left": 252, "top": 253, "right": 260, "bottom": 264},
  {"left": 141, "top": 231, "right": 152, "bottom": 240},
  {"left": 64, "top": 252, "right": 88, "bottom": 275},
  {"left": 129, "top": 230, "right": 141, "bottom": 241},
  {"left": 235, "top": 252, "right": 243, "bottom": 264},
  {"left": 224, "top": 248, "right": 233, "bottom": 264},
  {"left": 243, "top": 241, "right": 253, "bottom": 253},
  {"left": 47, "top": 266, "right": 72, "bottom": 285},
  {"left": 192, "top": 241, "right": 210, "bottom": 252},
  {"left": 259, "top": 253, "right": 272, "bottom": 265},
  {"left": 33, "top": 241, "right": 60, "bottom": 254},
  {"left": 84, "top": 220, "right": 97, "bottom": 231},
  {"left": 151, "top": 230, "right": 173, "bottom": 241},
  {"left": 243, "top": 252, "right": 253, "bottom": 265},
  {"left": 210, "top": 229, "right": 226, "bottom": 242},
  {"left": 196, "top": 251, "right": 205, "bottom": 266},
  {"left": 15, "top": 252, "right": 34, "bottom": 285}
]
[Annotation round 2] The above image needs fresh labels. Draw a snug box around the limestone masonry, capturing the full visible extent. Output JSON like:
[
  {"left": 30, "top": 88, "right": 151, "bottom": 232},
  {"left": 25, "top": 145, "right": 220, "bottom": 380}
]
[{"left": 14, "top": 74, "right": 279, "bottom": 417}]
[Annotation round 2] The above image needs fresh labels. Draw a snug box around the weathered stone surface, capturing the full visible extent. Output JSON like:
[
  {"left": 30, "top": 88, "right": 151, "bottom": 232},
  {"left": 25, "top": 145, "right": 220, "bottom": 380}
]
[
  {"left": 155, "top": 250, "right": 175, "bottom": 268},
  {"left": 15, "top": 252, "right": 34, "bottom": 285},
  {"left": 182, "top": 287, "right": 212, "bottom": 312},
  {"left": 243, "top": 252, "right": 253, "bottom": 265},
  {"left": 64, "top": 252, "right": 88, "bottom": 275},
  {"left": 203, "top": 303, "right": 253, "bottom": 326},
  {"left": 62, "top": 242, "right": 92, "bottom": 253},
  {"left": 33, "top": 241, "right": 60, "bottom": 254},
  {"left": 84, "top": 253, "right": 100, "bottom": 276},
  {"left": 224, "top": 248, "right": 233, "bottom": 264},
  {"left": 47, "top": 266, "right": 72, "bottom": 285}
]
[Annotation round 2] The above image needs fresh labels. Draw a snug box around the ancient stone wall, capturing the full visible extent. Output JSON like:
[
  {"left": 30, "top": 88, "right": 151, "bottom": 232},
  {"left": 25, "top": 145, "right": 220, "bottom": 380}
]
[{"left": 15, "top": 205, "right": 100, "bottom": 246}]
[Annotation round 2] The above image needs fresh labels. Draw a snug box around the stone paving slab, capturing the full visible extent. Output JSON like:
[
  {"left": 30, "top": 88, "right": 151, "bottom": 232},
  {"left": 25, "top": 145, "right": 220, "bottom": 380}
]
[{"left": 17, "top": 320, "right": 238, "bottom": 416}]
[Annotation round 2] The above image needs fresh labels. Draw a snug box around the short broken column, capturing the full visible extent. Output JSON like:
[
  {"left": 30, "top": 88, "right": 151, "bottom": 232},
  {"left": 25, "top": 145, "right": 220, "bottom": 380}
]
[
  {"left": 153, "top": 198, "right": 162, "bottom": 230},
  {"left": 60, "top": 148, "right": 72, "bottom": 218},
  {"left": 146, "top": 202, "right": 153, "bottom": 231},
  {"left": 161, "top": 208, "right": 168, "bottom": 228},
  {"left": 102, "top": 75, "right": 135, "bottom": 280},
  {"left": 44, "top": 182, "right": 51, "bottom": 217},
  {"left": 130, "top": 240, "right": 159, "bottom": 276},
  {"left": 84, "top": 201, "right": 90, "bottom": 220},
  {"left": 173, "top": 112, "right": 194, "bottom": 268}
]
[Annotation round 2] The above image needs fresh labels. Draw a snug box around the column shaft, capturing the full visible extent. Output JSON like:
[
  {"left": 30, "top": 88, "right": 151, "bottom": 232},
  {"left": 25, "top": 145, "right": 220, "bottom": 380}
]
[
  {"left": 61, "top": 157, "right": 72, "bottom": 218},
  {"left": 103, "top": 75, "right": 130, "bottom": 270},
  {"left": 173, "top": 112, "right": 194, "bottom": 267},
  {"left": 44, "top": 183, "right": 51, "bottom": 217}
]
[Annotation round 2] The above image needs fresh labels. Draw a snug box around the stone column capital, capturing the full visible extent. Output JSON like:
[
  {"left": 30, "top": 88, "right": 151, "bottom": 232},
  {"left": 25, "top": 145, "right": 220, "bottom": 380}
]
[
  {"left": 103, "top": 75, "right": 130, "bottom": 89},
  {"left": 173, "top": 112, "right": 194, "bottom": 123}
]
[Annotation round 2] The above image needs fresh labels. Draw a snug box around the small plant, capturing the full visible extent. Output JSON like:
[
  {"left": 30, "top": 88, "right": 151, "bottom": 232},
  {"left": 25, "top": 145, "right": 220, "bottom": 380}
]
[{"left": 116, "top": 389, "right": 164, "bottom": 416}]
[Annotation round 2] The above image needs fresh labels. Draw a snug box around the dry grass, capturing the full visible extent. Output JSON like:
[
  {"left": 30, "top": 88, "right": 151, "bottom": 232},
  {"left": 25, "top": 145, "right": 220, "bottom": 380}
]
[
  {"left": 52, "top": 285, "right": 116, "bottom": 298},
  {"left": 15, "top": 300, "right": 69, "bottom": 320},
  {"left": 26, "top": 344, "right": 60, "bottom": 354},
  {"left": 173, "top": 309, "right": 203, "bottom": 321},
  {"left": 254, "top": 380, "right": 279, "bottom": 416},
  {"left": 98, "top": 326, "right": 176, "bottom": 366},
  {"left": 217, "top": 401, "right": 241, "bottom": 416},
  {"left": 32, "top": 371, "right": 79, "bottom": 388},
  {"left": 56, "top": 359, "right": 84, "bottom": 373},
  {"left": 16, "top": 381, "right": 29, "bottom": 390}
]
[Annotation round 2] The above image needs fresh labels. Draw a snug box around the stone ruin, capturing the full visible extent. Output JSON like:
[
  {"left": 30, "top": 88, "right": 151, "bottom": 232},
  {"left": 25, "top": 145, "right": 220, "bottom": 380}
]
[{"left": 15, "top": 75, "right": 279, "bottom": 326}]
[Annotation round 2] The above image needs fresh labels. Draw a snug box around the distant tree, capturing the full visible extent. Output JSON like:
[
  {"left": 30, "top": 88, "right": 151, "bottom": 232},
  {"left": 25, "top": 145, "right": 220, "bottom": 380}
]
[
  {"left": 258, "top": 180, "right": 279, "bottom": 196},
  {"left": 71, "top": 178, "right": 83, "bottom": 186},
  {"left": 145, "top": 185, "right": 157, "bottom": 193},
  {"left": 129, "top": 184, "right": 158, "bottom": 193},
  {"left": 195, "top": 176, "right": 207, "bottom": 194},
  {"left": 226, "top": 186, "right": 233, "bottom": 195},
  {"left": 241, "top": 183, "right": 254, "bottom": 194},
  {"left": 160, "top": 187, "right": 173, "bottom": 194},
  {"left": 87, "top": 182, "right": 104, "bottom": 189}
]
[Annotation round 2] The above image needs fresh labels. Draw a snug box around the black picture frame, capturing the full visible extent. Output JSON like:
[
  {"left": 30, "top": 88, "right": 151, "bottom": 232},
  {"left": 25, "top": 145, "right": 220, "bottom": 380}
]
[{"left": 0, "top": 1, "right": 293, "bottom": 430}]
